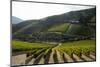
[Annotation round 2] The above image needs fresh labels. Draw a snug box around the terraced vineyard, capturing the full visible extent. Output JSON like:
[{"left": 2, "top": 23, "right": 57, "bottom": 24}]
[
  {"left": 48, "top": 23, "right": 70, "bottom": 32},
  {"left": 12, "top": 7, "right": 96, "bottom": 66},
  {"left": 12, "top": 40, "right": 96, "bottom": 66}
]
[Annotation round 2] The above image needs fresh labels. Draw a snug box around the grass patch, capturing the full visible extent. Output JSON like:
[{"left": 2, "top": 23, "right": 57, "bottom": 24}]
[
  {"left": 12, "top": 40, "right": 54, "bottom": 52},
  {"left": 48, "top": 23, "right": 70, "bottom": 32}
]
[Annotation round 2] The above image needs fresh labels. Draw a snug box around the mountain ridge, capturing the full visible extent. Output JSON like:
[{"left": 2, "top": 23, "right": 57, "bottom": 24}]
[{"left": 12, "top": 7, "right": 96, "bottom": 42}]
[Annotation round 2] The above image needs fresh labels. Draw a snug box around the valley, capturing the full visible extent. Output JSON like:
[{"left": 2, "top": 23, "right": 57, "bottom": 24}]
[{"left": 12, "top": 7, "right": 96, "bottom": 66}]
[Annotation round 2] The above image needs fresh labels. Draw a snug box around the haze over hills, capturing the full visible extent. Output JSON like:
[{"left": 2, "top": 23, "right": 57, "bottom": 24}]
[
  {"left": 12, "top": 16, "right": 23, "bottom": 24},
  {"left": 12, "top": 7, "right": 96, "bottom": 42}
]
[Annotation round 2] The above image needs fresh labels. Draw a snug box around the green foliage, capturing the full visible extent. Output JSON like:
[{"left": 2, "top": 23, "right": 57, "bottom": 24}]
[
  {"left": 66, "top": 24, "right": 82, "bottom": 34},
  {"left": 66, "top": 24, "right": 93, "bottom": 36},
  {"left": 48, "top": 23, "right": 70, "bottom": 32},
  {"left": 58, "top": 40, "right": 96, "bottom": 56},
  {"left": 43, "top": 48, "right": 52, "bottom": 58},
  {"left": 12, "top": 40, "right": 54, "bottom": 52},
  {"left": 33, "top": 48, "right": 47, "bottom": 58}
]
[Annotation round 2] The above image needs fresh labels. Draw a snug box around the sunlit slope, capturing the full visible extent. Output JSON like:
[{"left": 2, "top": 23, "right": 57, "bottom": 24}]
[
  {"left": 58, "top": 40, "right": 96, "bottom": 56},
  {"left": 12, "top": 40, "right": 54, "bottom": 52},
  {"left": 48, "top": 23, "right": 70, "bottom": 32},
  {"left": 48, "top": 23, "right": 92, "bottom": 36}
]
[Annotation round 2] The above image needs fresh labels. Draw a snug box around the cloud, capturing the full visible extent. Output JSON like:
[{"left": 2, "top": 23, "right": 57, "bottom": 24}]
[{"left": 12, "top": 1, "right": 95, "bottom": 20}]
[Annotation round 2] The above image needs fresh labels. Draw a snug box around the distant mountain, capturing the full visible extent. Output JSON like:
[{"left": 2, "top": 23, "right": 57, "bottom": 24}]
[
  {"left": 12, "top": 20, "right": 40, "bottom": 33},
  {"left": 12, "top": 16, "right": 23, "bottom": 24},
  {"left": 12, "top": 7, "right": 96, "bottom": 42}
]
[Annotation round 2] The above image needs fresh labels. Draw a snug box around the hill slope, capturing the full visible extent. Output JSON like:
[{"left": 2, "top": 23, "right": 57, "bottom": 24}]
[{"left": 12, "top": 7, "right": 96, "bottom": 42}]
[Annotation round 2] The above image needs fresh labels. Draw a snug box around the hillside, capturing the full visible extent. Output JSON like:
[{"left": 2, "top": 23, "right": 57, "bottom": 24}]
[
  {"left": 48, "top": 23, "right": 70, "bottom": 32},
  {"left": 12, "top": 7, "right": 96, "bottom": 42}
]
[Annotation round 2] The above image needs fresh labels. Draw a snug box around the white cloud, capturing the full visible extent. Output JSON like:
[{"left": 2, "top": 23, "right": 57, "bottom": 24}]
[{"left": 12, "top": 1, "right": 95, "bottom": 20}]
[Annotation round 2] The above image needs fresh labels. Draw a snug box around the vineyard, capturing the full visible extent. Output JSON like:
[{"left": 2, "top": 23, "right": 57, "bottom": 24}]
[{"left": 12, "top": 40, "right": 96, "bottom": 66}]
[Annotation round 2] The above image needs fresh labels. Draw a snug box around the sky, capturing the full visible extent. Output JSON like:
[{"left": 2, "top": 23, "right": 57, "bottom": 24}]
[{"left": 12, "top": 1, "right": 95, "bottom": 20}]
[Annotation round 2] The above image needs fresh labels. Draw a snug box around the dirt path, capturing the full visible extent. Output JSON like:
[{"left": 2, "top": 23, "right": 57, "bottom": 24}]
[
  {"left": 81, "top": 54, "right": 93, "bottom": 61},
  {"left": 55, "top": 49, "right": 64, "bottom": 63},
  {"left": 33, "top": 52, "right": 44, "bottom": 64},
  {"left": 73, "top": 54, "right": 83, "bottom": 62},
  {"left": 38, "top": 57, "right": 45, "bottom": 64},
  {"left": 89, "top": 54, "right": 96, "bottom": 60},
  {"left": 28, "top": 58, "right": 35, "bottom": 65},
  {"left": 48, "top": 50, "right": 54, "bottom": 63},
  {"left": 63, "top": 52, "right": 74, "bottom": 62},
  {"left": 12, "top": 54, "right": 26, "bottom": 65},
  {"left": 12, "top": 43, "right": 95, "bottom": 65}
]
